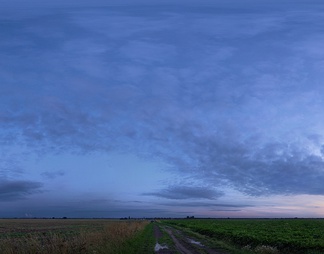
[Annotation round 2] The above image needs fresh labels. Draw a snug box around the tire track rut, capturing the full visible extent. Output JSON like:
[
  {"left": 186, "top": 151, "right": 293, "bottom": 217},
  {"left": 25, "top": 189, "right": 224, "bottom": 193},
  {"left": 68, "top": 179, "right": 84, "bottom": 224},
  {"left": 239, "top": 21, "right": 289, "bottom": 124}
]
[{"left": 154, "top": 223, "right": 226, "bottom": 254}]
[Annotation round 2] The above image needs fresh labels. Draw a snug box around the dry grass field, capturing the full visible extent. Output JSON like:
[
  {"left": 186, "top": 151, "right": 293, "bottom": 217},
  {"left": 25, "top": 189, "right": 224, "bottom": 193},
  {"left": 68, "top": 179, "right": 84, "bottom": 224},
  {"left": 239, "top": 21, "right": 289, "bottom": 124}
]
[{"left": 0, "top": 219, "right": 149, "bottom": 254}]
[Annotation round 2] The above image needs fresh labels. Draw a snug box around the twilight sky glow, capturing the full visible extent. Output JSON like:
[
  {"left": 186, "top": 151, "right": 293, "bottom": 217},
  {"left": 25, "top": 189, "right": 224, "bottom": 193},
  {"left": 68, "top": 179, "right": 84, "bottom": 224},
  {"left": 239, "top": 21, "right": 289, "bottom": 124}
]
[{"left": 1, "top": 0, "right": 324, "bottom": 218}]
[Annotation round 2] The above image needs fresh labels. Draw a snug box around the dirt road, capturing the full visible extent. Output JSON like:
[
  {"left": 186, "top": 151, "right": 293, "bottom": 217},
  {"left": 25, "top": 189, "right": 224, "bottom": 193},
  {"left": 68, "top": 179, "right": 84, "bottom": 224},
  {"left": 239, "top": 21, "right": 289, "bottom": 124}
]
[{"left": 153, "top": 223, "right": 226, "bottom": 254}]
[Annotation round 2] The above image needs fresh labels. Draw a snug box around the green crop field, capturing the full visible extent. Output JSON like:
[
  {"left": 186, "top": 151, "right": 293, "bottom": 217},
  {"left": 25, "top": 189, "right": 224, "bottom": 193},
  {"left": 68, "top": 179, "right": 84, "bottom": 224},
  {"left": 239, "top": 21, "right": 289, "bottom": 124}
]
[{"left": 163, "top": 218, "right": 324, "bottom": 253}]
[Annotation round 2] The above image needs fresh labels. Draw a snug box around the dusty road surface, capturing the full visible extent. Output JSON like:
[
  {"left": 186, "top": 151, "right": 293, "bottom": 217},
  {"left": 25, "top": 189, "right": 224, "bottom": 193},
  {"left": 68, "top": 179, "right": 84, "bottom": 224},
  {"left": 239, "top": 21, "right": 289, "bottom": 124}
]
[{"left": 153, "top": 223, "right": 227, "bottom": 254}]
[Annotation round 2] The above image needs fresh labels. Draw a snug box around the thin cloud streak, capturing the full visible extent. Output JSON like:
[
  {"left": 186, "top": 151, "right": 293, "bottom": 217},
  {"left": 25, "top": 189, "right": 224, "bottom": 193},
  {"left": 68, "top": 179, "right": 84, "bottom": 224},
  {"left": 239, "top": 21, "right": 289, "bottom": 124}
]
[{"left": 144, "top": 186, "right": 224, "bottom": 200}]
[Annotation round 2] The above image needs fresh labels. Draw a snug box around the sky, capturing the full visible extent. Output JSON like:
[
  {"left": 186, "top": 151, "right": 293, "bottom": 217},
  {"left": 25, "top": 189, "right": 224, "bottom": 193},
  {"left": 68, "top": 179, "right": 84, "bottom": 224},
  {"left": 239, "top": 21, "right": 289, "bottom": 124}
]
[{"left": 1, "top": 0, "right": 324, "bottom": 218}]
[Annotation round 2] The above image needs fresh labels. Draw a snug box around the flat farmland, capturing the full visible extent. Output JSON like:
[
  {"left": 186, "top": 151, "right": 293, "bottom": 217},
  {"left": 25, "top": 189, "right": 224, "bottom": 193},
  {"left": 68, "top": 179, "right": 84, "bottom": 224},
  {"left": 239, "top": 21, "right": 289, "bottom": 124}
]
[
  {"left": 0, "top": 219, "right": 154, "bottom": 254},
  {"left": 0, "top": 219, "right": 103, "bottom": 238},
  {"left": 163, "top": 218, "right": 324, "bottom": 253},
  {"left": 2, "top": 218, "right": 324, "bottom": 253}
]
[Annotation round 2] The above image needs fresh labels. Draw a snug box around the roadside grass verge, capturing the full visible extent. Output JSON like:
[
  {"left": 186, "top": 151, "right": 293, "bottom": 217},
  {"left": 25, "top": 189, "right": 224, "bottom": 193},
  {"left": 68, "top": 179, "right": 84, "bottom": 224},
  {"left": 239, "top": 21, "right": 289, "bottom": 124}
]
[{"left": 112, "top": 222, "right": 156, "bottom": 254}]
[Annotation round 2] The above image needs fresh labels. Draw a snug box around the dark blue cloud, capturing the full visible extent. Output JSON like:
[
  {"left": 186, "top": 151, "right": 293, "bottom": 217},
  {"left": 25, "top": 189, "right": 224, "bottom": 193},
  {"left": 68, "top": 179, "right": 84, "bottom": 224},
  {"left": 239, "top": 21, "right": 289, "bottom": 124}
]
[
  {"left": 170, "top": 132, "right": 324, "bottom": 196},
  {"left": 0, "top": 180, "right": 43, "bottom": 201}
]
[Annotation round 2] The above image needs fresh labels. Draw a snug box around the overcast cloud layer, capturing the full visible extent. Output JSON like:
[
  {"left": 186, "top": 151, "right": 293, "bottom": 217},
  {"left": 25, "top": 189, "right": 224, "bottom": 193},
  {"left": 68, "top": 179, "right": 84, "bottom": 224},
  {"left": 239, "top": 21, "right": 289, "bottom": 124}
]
[{"left": 1, "top": 0, "right": 324, "bottom": 218}]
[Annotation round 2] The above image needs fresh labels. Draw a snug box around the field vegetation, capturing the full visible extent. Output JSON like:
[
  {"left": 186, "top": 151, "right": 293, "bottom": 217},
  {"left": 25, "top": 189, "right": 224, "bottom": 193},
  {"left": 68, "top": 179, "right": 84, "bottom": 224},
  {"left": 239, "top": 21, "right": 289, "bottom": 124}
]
[
  {"left": 0, "top": 219, "right": 154, "bottom": 254},
  {"left": 2, "top": 218, "right": 324, "bottom": 253},
  {"left": 163, "top": 218, "right": 324, "bottom": 253}
]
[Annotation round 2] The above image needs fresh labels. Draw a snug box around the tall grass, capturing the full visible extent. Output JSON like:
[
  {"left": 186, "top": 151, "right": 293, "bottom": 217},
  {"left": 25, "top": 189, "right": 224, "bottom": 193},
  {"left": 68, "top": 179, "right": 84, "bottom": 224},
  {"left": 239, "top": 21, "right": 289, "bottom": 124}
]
[{"left": 0, "top": 220, "right": 149, "bottom": 254}]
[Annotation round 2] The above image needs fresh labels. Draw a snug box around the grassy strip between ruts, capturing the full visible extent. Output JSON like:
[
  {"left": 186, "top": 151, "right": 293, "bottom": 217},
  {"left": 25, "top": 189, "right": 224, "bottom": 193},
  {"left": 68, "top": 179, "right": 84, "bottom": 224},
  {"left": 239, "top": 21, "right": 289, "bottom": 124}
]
[
  {"left": 0, "top": 219, "right": 152, "bottom": 254},
  {"left": 112, "top": 222, "right": 156, "bottom": 254},
  {"left": 163, "top": 219, "right": 324, "bottom": 254},
  {"left": 158, "top": 225, "right": 177, "bottom": 251}
]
